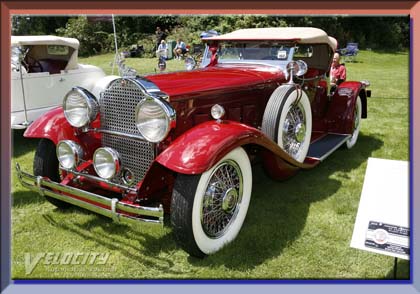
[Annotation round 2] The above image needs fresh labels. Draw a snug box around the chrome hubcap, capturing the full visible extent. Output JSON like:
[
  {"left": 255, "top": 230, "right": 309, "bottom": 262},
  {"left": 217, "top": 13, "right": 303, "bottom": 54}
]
[
  {"left": 282, "top": 103, "right": 306, "bottom": 159},
  {"left": 201, "top": 160, "right": 243, "bottom": 238},
  {"left": 222, "top": 188, "right": 239, "bottom": 213},
  {"left": 294, "top": 122, "right": 306, "bottom": 143}
]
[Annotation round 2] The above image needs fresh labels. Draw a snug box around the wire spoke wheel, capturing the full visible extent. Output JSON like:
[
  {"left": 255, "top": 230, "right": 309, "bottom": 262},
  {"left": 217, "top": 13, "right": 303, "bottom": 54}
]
[
  {"left": 171, "top": 147, "right": 252, "bottom": 257},
  {"left": 282, "top": 102, "right": 307, "bottom": 160},
  {"left": 201, "top": 160, "right": 243, "bottom": 238}
]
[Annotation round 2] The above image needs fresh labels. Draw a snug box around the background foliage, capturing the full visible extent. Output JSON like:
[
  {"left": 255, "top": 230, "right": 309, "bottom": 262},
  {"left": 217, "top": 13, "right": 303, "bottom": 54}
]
[{"left": 12, "top": 15, "right": 409, "bottom": 56}]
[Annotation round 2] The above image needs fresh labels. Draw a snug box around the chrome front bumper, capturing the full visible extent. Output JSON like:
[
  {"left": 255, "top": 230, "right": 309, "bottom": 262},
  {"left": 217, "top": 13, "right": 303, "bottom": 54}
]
[{"left": 15, "top": 163, "right": 164, "bottom": 227}]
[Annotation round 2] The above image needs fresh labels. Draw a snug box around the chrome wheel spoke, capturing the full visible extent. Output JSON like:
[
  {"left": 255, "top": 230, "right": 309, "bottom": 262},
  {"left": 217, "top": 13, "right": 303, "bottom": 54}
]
[
  {"left": 282, "top": 103, "right": 306, "bottom": 159},
  {"left": 201, "top": 160, "right": 243, "bottom": 238}
]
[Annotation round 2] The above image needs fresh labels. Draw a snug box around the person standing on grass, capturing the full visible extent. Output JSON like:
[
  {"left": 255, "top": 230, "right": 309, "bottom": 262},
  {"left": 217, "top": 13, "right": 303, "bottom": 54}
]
[
  {"left": 155, "top": 27, "right": 167, "bottom": 56},
  {"left": 330, "top": 52, "right": 346, "bottom": 93},
  {"left": 173, "top": 38, "right": 187, "bottom": 60}
]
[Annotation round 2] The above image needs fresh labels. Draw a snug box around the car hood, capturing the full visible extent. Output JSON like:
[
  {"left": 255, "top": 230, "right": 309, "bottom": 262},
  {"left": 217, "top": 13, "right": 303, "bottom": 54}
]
[{"left": 146, "top": 64, "right": 286, "bottom": 100}]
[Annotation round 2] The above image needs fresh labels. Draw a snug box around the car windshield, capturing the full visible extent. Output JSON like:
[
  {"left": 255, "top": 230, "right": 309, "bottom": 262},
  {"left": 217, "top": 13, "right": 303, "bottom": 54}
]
[{"left": 202, "top": 41, "right": 295, "bottom": 68}]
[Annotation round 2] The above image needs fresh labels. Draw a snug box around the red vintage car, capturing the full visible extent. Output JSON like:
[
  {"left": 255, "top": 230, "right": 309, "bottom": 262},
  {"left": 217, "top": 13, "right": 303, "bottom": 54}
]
[{"left": 17, "top": 27, "right": 370, "bottom": 257}]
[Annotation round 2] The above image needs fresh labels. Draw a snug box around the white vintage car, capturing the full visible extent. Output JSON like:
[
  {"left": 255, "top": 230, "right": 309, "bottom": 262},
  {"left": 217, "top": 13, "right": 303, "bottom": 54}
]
[{"left": 11, "top": 35, "right": 106, "bottom": 129}]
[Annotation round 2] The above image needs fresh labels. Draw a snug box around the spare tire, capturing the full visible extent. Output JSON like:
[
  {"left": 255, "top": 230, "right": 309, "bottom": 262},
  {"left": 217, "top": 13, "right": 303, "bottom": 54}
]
[{"left": 262, "top": 85, "right": 312, "bottom": 163}]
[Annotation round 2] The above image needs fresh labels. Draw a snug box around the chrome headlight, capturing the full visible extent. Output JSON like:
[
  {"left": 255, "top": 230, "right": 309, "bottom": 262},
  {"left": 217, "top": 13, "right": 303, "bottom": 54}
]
[
  {"left": 135, "top": 97, "right": 175, "bottom": 143},
  {"left": 63, "top": 87, "right": 98, "bottom": 128},
  {"left": 211, "top": 104, "right": 225, "bottom": 120},
  {"left": 93, "top": 147, "right": 121, "bottom": 180},
  {"left": 56, "top": 140, "right": 84, "bottom": 169}
]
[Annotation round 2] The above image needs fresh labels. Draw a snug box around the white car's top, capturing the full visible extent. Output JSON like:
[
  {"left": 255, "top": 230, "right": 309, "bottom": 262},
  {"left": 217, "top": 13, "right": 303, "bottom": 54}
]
[
  {"left": 203, "top": 27, "right": 337, "bottom": 51},
  {"left": 11, "top": 35, "right": 79, "bottom": 49},
  {"left": 11, "top": 35, "right": 80, "bottom": 70}
]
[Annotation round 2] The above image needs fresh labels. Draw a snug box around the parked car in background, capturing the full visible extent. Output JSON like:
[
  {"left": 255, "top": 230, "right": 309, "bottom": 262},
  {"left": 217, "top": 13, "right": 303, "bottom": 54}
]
[
  {"left": 17, "top": 27, "right": 370, "bottom": 257},
  {"left": 11, "top": 35, "right": 106, "bottom": 129}
]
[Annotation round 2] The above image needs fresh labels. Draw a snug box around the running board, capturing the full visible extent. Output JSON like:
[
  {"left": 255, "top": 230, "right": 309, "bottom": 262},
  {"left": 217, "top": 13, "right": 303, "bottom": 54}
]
[{"left": 307, "top": 134, "right": 351, "bottom": 161}]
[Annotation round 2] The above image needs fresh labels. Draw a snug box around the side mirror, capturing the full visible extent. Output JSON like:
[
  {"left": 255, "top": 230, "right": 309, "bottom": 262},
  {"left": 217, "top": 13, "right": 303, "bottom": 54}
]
[{"left": 185, "top": 57, "right": 196, "bottom": 71}]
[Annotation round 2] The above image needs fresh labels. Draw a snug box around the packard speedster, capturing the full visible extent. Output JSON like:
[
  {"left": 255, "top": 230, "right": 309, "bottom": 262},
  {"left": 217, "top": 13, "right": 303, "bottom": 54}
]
[
  {"left": 17, "top": 27, "right": 370, "bottom": 257},
  {"left": 11, "top": 35, "right": 105, "bottom": 129}
]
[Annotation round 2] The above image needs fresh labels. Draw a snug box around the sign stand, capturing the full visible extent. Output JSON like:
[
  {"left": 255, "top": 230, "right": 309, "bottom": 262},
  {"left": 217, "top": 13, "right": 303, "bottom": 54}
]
[{"left": 393, "top": 257, "right": 398, "bottom": 279}]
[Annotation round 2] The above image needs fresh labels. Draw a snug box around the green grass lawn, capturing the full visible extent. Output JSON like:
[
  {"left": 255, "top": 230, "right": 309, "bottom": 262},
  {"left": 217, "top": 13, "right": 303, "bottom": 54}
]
[{"left": 11, "top": 50, "right": 409, "bottom": 279}]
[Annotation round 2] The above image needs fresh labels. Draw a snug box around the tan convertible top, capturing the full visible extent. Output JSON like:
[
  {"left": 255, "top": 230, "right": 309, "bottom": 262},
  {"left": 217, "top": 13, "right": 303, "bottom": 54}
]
[{"left": 203, "top": 27, "right": 337, "bottom": 50}]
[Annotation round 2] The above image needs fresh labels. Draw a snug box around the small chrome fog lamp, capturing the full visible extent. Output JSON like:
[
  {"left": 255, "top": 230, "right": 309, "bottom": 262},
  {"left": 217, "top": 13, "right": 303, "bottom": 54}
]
[
  {"left": 122, "top": 168, "right": 135, "bottom": 185},
  {"left": 56, "top": 140, "right": 84, "bottom": 169},
  {"left": 211, "top": 104, "right": 225, "bottom": 120},
  {"left": 93, "top": 147, "right": 121, "bottom": 180}
]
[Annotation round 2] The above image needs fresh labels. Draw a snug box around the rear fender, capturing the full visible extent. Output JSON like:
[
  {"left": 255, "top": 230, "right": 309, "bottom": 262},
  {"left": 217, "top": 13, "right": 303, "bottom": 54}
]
[
  {"left": 327, "top": 81, "right": 367, "bottom": 134},
  {"left": 156, "top": 120, "right": 317, "bottom": 176}
]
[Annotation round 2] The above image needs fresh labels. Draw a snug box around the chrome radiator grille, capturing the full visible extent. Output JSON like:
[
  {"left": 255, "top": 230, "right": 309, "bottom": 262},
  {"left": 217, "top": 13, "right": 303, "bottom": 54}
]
[
  {"left": 101, "top": 133, "right": 154, "bottom": 183},
  {"left": 101, "top": 79, "right": 146, "bottom": 135},
  {"left": 100, "top": 79, "right": 155, "bottom": 183}
]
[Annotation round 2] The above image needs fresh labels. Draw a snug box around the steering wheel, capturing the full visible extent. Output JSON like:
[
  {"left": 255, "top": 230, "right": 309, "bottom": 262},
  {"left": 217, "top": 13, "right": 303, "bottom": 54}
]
[{"left": 25, "top": 55, "right": 43, "bottom": 73}]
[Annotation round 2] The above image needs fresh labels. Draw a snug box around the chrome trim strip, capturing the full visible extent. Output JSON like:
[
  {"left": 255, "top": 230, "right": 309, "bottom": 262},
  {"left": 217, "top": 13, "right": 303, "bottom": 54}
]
[
  {"left": 90, "top": 128, "right": 147, "bottom": 141},
  {"left": 60, "top": 166, "right": 138, "bottom": 193},
  {"left": 16, "top": 163, "right": 164, "bottom": 227}
]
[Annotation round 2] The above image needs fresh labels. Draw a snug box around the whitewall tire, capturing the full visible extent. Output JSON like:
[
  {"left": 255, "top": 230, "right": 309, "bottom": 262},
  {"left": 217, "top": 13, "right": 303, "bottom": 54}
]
[
  {"left": 262, "top": 85, "right": 312, "bottom": 162},
  {"left": 346, "top": 96, "right": 362, "bottom": 149},
  {"left": 171, "top": 147, "right": 252, "bottom": 257}
]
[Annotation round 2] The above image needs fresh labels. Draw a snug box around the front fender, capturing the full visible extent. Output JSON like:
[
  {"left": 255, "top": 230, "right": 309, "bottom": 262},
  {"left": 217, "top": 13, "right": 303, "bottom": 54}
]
[
  {"left": 156, "top": 120, "right": 316, "bottom": 175},
  {"left": 23, "top": 107, "right": 101, "bottom": 155},
  {"left": 23, "top": 107, "right": 77, "bottom": 144}
]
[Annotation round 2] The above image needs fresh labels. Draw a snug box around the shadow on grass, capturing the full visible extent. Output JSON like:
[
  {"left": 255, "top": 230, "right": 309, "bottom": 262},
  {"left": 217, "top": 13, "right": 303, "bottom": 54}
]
[
  {"left": 30, "top": 133, "right": 382, "bottom": 273},
  {"left": 12, "top": 191, "right": 45, "bottom": 207},
  {"left": 371, "top": 50, "right": 408, "bottom": 55},
  {"left": 41, "top": 210, "right": 188, "bottom": 277},
  {"left": 12, "top": 129, "right": 40, "bottom": 158},
  {"left": 343, "top": 60, "right": 362, "bottom": 64}
]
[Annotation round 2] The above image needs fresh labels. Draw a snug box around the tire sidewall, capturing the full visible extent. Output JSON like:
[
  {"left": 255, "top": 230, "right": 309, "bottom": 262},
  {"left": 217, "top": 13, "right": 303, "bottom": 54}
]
[
  {"left": 346, "top": 96, "right": 362, "bottom": 149},
  {"left": 191, "top": 147, "right": 252, "bottom": 255},
  {"left": 276, "top": 90, "right": 312, "bottom": 162}
]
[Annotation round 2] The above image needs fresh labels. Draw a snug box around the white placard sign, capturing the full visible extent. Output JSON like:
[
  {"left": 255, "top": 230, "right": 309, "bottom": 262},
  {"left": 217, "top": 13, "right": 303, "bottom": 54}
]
[{"left": 350, "top": 158, "right": 410, "bottom": 260}]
